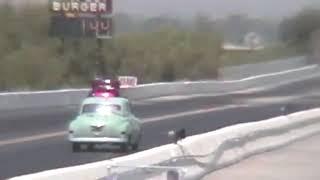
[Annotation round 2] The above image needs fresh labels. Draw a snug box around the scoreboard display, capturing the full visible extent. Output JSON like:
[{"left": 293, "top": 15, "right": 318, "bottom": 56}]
[
  {"left": 49, "top": 0, "right": 113, "bottom": 38},
  {"left": 49, "top": 16, "right": 113, "bottom": 38}
]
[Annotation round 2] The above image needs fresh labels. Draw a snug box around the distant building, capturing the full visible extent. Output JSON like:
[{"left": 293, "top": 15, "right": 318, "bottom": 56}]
[{"left": 244, "top": 32, "right": 263, "bottom": 49}]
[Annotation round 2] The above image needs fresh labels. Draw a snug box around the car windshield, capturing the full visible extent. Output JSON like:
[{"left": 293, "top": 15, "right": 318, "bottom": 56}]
[{"left": 82, "top": 104, "right": 121, "bottom": 115}]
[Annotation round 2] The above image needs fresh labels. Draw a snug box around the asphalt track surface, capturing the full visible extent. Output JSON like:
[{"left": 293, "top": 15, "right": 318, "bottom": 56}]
[{"left": 2, "top": 76, "right": 320, "bottom": 179}]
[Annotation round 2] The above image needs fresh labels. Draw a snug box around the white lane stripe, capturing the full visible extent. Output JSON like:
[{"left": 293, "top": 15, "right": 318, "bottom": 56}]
[
  {"left": 143, "top": 105, "right": 239, "bottom": 123},
  {"left": 0, "top": 131, "right": 67, "bottom": 147},
  {"left": 0, "top": 105, "right": 241, "bottom": 147}
]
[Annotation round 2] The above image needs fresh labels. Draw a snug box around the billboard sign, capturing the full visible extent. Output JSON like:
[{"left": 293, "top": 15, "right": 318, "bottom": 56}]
[
  {"left": 118, "top": 76, "right": 138, "bottom": 88},
  {"left": 49, "top": 0, "right": 113, "bottom": 38}
]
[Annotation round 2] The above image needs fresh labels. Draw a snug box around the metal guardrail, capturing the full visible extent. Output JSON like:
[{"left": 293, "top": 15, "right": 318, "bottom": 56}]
[{"left": 99, "top": 165, "right": 185, "bottom": 180}]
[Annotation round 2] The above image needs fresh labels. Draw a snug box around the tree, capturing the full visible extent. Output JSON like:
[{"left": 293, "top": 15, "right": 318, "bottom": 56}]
[
  {"left": 142, "top": 16, "right": 182, "bottom": 32},
  {"left": 193, "top": 13, "right": 215, "bottom": 33},
  {"left": 279, "top": 8, "right": 320, "bottom": 45}
]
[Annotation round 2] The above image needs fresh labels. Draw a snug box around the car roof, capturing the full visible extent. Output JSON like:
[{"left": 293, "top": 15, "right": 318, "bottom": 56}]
[{"left": 81, "top": 97, "right": 129, "bottom": 106}]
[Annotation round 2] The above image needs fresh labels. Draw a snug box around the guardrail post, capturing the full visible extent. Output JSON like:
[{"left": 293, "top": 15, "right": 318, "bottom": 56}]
[
  {"left": 104, "top": 164, "right": 119, "bottom": 180},
  {"left": 166, "top": 169, "right": 181, "bottom": 180}
]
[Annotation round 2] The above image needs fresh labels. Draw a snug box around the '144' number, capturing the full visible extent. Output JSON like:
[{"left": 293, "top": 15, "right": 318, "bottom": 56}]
[{"left": 82, "top": 18, "right": 111, "bottom": 36}]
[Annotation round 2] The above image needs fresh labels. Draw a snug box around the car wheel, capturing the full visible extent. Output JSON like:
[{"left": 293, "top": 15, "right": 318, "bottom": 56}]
[
  {"left": 132, "top": 134, "right": 141, "bottom": 151},
  {"left": 132, "top": 142, "right": 139, "bottom": 151},
  {"left": 120, "top": 134, "right": 132, "bottom": 153},
  {"left": 72, "top": 143, "right": 80, "bottom": 152},
  {"left": 120, "top": 143, "right": 129, "bottom": 153}
]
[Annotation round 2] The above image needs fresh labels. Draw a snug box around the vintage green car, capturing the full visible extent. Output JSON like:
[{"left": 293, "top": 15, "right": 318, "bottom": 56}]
[{"left": 68, "top": 97, "right": 142, "bottom": 152}]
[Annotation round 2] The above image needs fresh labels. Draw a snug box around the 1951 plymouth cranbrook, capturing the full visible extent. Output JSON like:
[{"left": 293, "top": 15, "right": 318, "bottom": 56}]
[{"left": 68, "top": 97, "right": 142, "bottom": 152}]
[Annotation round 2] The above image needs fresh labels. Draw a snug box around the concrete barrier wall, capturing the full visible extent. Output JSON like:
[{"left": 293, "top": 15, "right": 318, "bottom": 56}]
[
  {"left": 219, "top": 56, "right": 307, "bottom": 80},
  {"left": 120, "top": 64, "right": 319, "bottom": 100},
  {"left": 177, "top": 109, "right": 320, "bottom": 180},
  {"left": 0, "top": 89, "right": 89, "bottom": 110},
  {"left": 10, "top": 108, "right": 320, "bottom": 180}
]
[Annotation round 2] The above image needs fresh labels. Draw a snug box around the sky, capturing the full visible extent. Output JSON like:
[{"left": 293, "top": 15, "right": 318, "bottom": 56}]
[
  {"left": 114, "top": 0, "right": 320, "bottom": 19},
  {"left": 3, "top": 0, "right": 320, "bottom": 19}
]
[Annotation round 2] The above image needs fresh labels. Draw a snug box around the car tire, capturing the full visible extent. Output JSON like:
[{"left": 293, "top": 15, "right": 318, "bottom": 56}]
[
  {"left": 120, "top": 135, "right": 132, "bottom": 153},
  {"left": 72, "top": 143, "right": 80, "bottom": 152},
  {"left": 120, "top": 143, "right": 129, "bottom": 153},
  {"left": 132, "top": 134, "right": 141, "bottom": 151},
  {"left": 132, "top": 142, "right": 139, "bottom": 151}
]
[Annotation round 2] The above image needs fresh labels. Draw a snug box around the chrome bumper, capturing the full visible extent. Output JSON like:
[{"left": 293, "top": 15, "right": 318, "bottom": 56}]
[{"left": 69, "top": 137, "right": 128, "bottom": 143}]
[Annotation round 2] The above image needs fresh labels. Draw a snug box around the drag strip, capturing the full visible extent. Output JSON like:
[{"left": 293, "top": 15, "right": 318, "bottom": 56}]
[{"left": 2, "top": 76, "right": 320, "bottom": 179}]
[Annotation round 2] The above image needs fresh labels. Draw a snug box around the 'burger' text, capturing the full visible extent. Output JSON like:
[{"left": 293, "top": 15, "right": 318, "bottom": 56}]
[{"left": 51, "top": 0, "right": 112, "bottom": 14}]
